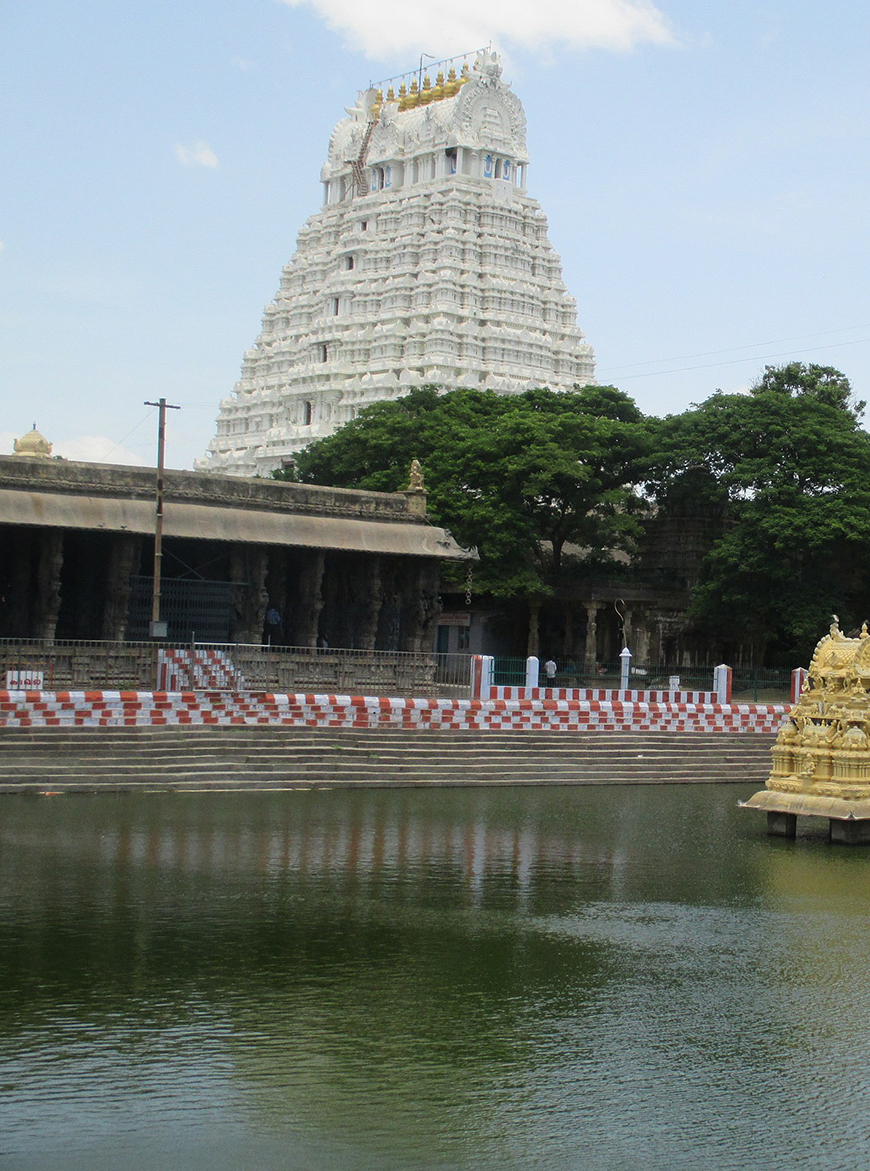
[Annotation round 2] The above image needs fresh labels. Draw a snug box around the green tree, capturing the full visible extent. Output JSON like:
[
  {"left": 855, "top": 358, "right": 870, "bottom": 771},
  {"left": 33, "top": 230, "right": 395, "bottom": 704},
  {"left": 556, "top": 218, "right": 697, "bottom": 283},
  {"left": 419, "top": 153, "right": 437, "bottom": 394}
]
[
  {"left": 647, "top": 366, "right": 870, "bottom": 663},
  {"left": 750, "top": 361, "right": 865, "bottom": 421},
  {"left": 280, "top": 386, "right": 650, "bottom": 598}
]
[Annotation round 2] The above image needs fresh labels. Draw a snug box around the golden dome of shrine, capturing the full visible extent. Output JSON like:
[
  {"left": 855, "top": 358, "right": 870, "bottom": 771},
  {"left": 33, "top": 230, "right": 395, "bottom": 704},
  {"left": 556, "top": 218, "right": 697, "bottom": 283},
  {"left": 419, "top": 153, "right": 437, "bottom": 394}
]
[{"left": 13, "top": 425, "right": 52, "bottom": 458}]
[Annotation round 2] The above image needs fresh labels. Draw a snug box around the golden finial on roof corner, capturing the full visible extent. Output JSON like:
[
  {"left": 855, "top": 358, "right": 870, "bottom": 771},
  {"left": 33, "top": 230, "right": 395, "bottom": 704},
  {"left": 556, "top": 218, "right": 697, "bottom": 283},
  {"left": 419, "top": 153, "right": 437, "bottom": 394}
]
[{"left": 831, "top": 614, "right": 842, "bottom": 639}]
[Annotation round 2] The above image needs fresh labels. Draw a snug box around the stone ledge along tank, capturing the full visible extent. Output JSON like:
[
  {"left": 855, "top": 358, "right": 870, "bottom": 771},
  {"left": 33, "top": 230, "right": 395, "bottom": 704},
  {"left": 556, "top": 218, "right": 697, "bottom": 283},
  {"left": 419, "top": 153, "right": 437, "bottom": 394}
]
[{"left": 742, "top": 617, "right": 870, "bottom": 843}]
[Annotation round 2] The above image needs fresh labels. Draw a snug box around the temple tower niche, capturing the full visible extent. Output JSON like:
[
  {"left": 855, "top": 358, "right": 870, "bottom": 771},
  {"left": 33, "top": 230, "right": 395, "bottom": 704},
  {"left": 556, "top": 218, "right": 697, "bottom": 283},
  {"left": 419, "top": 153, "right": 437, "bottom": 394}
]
[{"left": 198, "top": 50, "right": 596, "bottom": 477}]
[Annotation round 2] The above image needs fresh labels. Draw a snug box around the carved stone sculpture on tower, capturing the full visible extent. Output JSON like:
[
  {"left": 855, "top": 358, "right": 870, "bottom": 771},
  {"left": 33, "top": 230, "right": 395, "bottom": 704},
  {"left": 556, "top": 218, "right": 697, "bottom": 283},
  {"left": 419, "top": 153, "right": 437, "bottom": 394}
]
[{"left": 197, "top": 49, "right": 595, "bottom": 477}]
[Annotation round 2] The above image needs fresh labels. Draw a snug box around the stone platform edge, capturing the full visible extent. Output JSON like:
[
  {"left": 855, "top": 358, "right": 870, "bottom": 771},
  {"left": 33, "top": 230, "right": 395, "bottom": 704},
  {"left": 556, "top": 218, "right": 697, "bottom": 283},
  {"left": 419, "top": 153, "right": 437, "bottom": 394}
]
[{"left": 0, "top": 690, "right": 789, "bottom": 732}]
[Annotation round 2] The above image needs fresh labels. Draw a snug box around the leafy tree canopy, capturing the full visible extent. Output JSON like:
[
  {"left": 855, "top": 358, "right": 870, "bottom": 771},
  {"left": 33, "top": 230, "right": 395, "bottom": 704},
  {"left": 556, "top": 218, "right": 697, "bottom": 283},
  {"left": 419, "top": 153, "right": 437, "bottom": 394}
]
[
  {"left": 750, "top": 361, "right": 865, "bottom": 421},
  {"left": 646, "top": 367, "right": 870, "bottom": 662},
  {"left": 278, "top": 386, "right": 650, "bottom": 598}
]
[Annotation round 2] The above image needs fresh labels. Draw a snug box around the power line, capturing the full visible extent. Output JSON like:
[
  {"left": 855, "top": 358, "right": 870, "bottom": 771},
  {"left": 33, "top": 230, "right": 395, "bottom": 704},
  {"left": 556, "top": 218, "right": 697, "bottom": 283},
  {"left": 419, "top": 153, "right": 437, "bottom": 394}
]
[
  {"left": 98, "top": 407, "right": 157, "bottom": 462},
  {"left": 599, "top": 324, "right": 870, "bottom": 375},
  {"left": 604, "top": 336, "right": 870, "bottom": 381}
]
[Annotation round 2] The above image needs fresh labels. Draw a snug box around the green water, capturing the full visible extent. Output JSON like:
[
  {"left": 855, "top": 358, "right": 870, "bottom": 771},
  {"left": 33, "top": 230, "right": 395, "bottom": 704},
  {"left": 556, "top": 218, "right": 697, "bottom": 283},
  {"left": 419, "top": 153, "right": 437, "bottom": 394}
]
[{"left": 1, "top": 785, "right": 869, "bottom": 1170}]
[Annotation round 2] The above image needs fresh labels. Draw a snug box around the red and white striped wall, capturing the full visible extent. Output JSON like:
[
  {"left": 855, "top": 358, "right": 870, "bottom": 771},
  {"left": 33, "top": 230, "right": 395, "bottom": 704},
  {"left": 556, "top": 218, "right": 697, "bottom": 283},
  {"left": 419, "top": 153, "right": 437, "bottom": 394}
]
[
  {"left": 0, "top": 689, "right": 788, "bottom": 733},
  {"left": 489, "top": 686, "right": 720, "bottom": 704},
  {"left": 471, "top": 656, "right": 733, "bottom": 706}
]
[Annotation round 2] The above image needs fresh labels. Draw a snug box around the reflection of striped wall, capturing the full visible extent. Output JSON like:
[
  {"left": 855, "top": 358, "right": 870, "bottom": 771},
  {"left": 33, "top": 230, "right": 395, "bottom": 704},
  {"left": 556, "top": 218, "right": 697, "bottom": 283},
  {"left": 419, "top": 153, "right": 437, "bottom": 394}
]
[{"left": 1, "top": 690, "right": 789, "bottom": 734}]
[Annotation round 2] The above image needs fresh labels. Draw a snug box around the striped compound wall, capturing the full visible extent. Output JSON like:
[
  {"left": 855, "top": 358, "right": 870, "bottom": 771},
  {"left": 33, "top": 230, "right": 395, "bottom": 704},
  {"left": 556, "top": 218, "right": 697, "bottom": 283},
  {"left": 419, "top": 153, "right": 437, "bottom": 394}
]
[
  {"left": 0, "top": 690, "right": 789, "bottom": 733},
  {"left": 489, "top": 687, "right": 719, "bottom": 704}
]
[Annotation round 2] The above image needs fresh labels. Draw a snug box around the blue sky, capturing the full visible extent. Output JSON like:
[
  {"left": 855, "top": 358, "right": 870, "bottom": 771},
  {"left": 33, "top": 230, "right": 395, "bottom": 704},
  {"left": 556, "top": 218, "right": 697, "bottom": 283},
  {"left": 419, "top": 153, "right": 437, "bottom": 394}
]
[{"left": 2, "top": 0, "right": 869, "bottom": 468}]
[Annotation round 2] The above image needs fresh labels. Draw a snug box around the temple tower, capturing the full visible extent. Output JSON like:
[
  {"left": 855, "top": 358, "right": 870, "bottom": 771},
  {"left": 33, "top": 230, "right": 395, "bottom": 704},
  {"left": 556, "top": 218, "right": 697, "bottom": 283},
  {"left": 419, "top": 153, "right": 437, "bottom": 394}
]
[{"left": 198, "top": 50, "right": 595, "bottom": 476}]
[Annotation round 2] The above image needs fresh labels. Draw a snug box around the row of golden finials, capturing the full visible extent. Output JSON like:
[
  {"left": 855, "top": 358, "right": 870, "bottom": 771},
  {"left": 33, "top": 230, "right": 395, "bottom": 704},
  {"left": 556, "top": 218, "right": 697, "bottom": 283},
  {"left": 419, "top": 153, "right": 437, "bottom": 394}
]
[{"left": 370, "top": 65, "right": 472, "bottom": 119}]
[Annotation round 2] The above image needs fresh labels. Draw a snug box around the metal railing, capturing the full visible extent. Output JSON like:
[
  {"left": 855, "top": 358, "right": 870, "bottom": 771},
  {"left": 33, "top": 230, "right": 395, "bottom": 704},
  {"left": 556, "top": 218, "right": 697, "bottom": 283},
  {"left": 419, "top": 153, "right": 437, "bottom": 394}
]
[
  {"left": 0, "top": 639, "right": 474, "bottom": 699},
  {"left": 730, "top": 668, "right": 792, "bottom": 704},
  {"left": 491, "top": 658, "right": 792, "bottom": 701},
  {"left": 492, "top": 658, "right": 719, "bottom": 691}
]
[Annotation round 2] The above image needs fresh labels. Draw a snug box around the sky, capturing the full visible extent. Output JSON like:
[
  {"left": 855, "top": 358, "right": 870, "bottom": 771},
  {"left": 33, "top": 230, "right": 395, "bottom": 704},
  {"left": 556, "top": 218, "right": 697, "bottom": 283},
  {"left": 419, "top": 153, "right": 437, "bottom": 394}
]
[{"left": 2, "top": 0, "right": 870, "bottom": 469}]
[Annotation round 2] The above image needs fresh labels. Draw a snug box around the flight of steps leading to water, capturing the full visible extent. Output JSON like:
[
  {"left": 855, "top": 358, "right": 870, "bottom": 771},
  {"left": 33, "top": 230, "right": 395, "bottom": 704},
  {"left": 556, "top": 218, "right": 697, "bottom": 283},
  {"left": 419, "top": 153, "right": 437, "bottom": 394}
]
[{"left": 0, "top": 727, "right": 776, "bottom": 791}]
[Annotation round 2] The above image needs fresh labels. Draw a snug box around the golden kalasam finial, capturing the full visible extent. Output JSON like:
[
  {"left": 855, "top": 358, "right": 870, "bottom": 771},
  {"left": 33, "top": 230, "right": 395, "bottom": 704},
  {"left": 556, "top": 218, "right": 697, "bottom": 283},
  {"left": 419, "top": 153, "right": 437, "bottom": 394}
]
[
  {"left": 831, "top": 614, "right": 842, "bottom": 639},
  {"left": 408, "top": 459, "right": 425, "bottom": 492},
  {"left": 397, "top": 81, "right": 408, "bottom": 110},
  {"left": 405, "top": 78, "right": 419, "bottom": 109},
  {"left": 419, "top": 73, "right": 433, "bottom": 104},
  {"left": 386, "top": 85, "right": 395, "bottom": 102},
  {"left": 432, "top": 70, "right": 445, "bottom": 101},
  {"left": 445, "top": 65, "right": 459, "bottom": 97}
]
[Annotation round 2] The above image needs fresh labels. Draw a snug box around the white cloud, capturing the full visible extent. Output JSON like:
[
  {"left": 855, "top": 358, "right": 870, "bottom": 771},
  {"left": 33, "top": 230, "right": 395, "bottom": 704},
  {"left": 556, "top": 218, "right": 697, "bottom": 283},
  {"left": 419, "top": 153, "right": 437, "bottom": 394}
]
[
  {"left": 279, "top": 0, "right": 675, "bottom": 58},
  {"left": 174, "top": 140, "right": 219, "bottom": 168},
  {"left": 1, "top": 431, "right": 145, "bottom": 464},
  {"left": 53, "top": 435, "right": 147, "bottom": 465}
]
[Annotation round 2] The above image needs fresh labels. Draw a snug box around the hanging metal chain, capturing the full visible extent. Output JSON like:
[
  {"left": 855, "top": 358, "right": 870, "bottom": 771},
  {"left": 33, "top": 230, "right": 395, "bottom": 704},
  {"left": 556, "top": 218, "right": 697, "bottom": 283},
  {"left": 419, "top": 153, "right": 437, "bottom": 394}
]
[{"left": 465, "top": 563, "right": 474, "bottom": 607}]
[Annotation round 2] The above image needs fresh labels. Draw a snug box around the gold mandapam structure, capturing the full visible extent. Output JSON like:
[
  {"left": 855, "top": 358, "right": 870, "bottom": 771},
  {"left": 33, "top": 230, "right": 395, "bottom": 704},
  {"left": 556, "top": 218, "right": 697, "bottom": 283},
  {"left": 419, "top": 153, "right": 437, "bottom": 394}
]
[{"left": 742, "top": 618, "right": 870, "bottom": 842}]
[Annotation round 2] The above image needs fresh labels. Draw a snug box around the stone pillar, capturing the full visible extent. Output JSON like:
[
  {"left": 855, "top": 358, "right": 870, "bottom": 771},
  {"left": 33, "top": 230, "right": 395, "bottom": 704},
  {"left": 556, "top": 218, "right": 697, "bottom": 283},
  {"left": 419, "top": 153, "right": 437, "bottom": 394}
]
[
  {"left": 622, "top": 607, "right": 633, "bottom": 653},
  {"left": 101, "top": 534, "right": 141, "bottom": 641},
  {"left": 632, "top": 615, "right": 651, "bottom": 665},
  {"left": 33, "top": 530, "right": 64, "bottom": 641},
  {"left": 230, "top": 545, "right": 269, "bottom": 644},
  {"left": 400, "top": 559, "right": 441, "bottom": 652},
  {"left": 357, "top": 557, "right": 382, "bottom": 650},
  {"left": 650, "top": 620, "right": 665, "bottom": 665},
  {"left": 527, "top": 601, "right": 540, "bottom": 658},
  {"left": 583, "top": 602, "right": 603, "bottom": 673},
  {"left": 767, "top": 811, "right": 797, "bottom": 838},
  {"left": 294, "top": 550, "right": 326, "bottom": 647},
  {"left": 829, "top": 819, "right": 870, "bottom": 845}
]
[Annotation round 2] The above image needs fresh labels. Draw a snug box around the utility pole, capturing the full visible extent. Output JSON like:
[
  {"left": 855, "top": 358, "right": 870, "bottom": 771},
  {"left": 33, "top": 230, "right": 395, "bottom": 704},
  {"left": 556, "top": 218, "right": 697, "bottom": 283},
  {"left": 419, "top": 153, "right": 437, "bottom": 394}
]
[{"left": 144, "top": 398, "right": 180, "bottom": 638}]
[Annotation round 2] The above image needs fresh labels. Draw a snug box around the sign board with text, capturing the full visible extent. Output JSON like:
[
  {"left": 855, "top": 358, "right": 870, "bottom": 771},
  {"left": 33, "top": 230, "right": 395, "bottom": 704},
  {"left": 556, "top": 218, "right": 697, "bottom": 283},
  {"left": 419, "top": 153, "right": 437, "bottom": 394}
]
[{"left": 5, "top": 671, "right": 45, "bottom": 690}]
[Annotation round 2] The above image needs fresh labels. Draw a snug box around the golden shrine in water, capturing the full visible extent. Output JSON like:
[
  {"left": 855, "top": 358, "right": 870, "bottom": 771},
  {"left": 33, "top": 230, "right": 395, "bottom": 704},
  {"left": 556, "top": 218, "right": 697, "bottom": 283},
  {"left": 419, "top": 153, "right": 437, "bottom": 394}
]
[{"left": 742, "top": 617, "right": 870, "bottom": 843}]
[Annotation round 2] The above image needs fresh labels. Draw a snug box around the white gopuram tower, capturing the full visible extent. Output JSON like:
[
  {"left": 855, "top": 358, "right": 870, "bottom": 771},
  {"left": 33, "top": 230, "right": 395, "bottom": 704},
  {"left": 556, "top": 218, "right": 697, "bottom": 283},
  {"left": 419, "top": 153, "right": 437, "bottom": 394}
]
[{"left": 198, "top": 50, "right": 595, "bottom": 476}]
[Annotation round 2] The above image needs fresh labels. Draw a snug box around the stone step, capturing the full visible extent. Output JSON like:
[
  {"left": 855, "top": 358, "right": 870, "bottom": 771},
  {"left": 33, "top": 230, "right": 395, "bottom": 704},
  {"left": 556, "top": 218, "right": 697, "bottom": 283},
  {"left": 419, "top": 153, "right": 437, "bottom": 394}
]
[
  {"left": 0, "top": 739, "right": 774, "bottom": 756},
  {"left": 0, "top": 764, "right": 771, "bottom": 786},
  {"left": 0, "top": 729, "right": 777, "bottom": 747},
  {"left": 0, "top": 727, "right": 777, "bottom": 789},
  {"left": 0, "top": 748, "right": 774, "bottom": 767},
  {"left": 0, "top": 762, "right": 772, "bottom": 778},
  {"left": 0, "top": 770, "right": 767, "bottom": 791}
]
